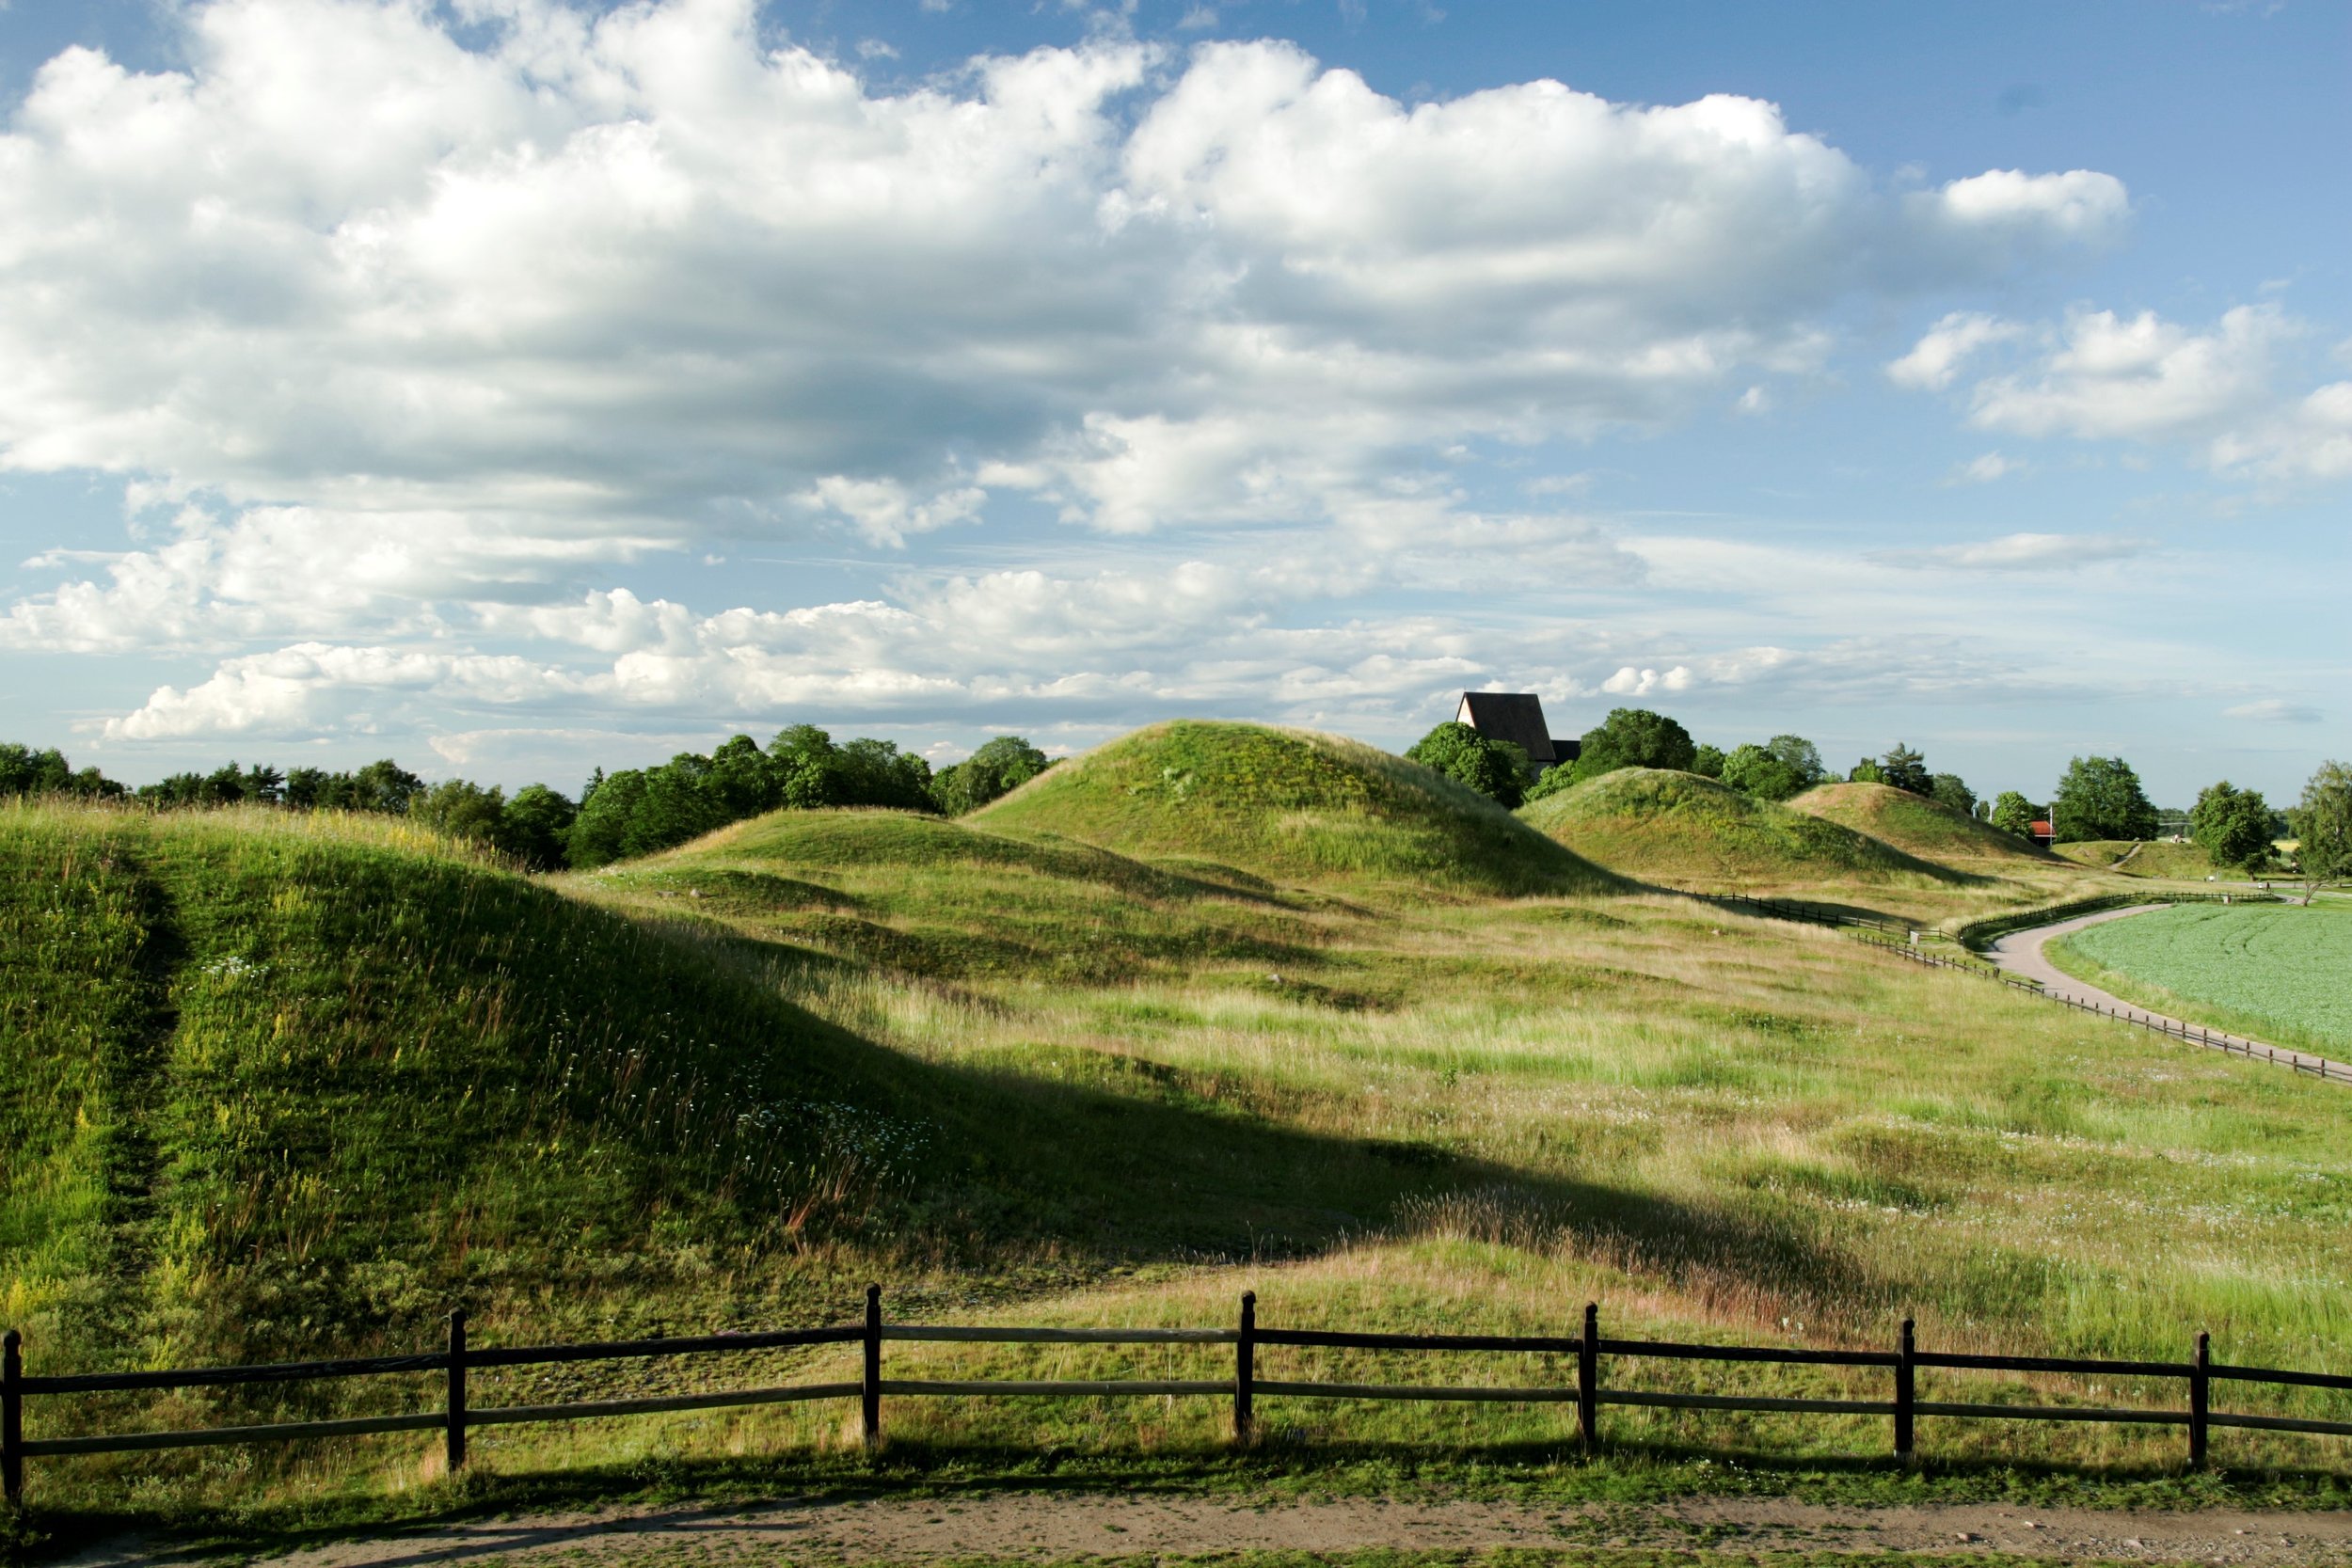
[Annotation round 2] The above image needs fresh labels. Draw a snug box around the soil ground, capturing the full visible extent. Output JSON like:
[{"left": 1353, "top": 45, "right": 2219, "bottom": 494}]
[{"left": 57, "top": 1493, "right": 2352, "bottom": 1568}]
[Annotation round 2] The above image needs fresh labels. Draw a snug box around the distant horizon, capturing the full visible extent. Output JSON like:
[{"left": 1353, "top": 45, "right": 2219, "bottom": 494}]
[{"left": 0, "top": 0, "right": 2344, "bottom": 804}]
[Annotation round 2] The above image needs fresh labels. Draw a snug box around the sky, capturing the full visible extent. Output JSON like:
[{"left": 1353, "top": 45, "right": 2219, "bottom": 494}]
[{"left": 0, "top": 0, "right": 2344, "bottom": 805}]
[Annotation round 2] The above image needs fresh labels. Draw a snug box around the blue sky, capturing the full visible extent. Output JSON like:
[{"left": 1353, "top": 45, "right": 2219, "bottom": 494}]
[{"left": 0, "top": 0, "right": 2344, "bottom": 804}]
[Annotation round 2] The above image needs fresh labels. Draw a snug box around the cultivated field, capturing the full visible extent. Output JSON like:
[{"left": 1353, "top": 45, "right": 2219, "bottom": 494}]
[
  {"left": 2047, "top": 902, "right": 2352, "bottom": 1054},
  {"left": 5, "top": 725, "right": 2350, "bottom": 1551}
]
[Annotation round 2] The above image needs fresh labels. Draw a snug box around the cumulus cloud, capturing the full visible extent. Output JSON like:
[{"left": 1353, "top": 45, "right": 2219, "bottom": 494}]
[
  {"left": 1887, "top": 311, "right": 2023, "bottom": 390},
  {"left": 1944, "top": 451, "right": 2020, "bottom": 485},
  {"left": 0, "top": 3, "right": 2134, "bottom": 646},
  {"left": 1892, "top": 303, "right": 2352, "bottom": 484},
  {"left": 1600, "top": 664, "right": 1692, "bottom": 696}
]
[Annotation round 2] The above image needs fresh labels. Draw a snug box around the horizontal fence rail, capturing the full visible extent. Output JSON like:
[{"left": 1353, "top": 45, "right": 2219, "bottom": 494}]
[
  {"left": 1679, "top": 890, "right": 2351, "bottom": 1085},
  {"left": 7, "top": 1295, "right": 2351, "bottom": 1507}
]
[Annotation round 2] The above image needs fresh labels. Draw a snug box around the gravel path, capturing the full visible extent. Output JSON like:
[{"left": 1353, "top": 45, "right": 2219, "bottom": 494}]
[
  {"left": 1984, "top": 905, "right": 2341, "bottom": 1079},
  {"left": 61, "top": 1492, "right": 2352, "bottom": 1568}
]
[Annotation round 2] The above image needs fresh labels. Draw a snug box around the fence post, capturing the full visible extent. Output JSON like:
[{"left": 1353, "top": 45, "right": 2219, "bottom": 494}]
[
  {"left": 862, "top": 1284, "right": 882, "bottom": 1452},
  {"left": 2190, "top": 1331, "right": 2210, "bottom": 1470},
  {"left": 444, "top": 1308, "right": 467, "bottom": 1475},
  {"left": 1895, "top": 1319, "right": 1915, "bottom": 1462},
  {"left": 3, "top": 1328, "right": 23, "bottom": 1508},
  {"left": 1234, "top": 1291, "right": 1256, "bottom": 1443},
  {"left": 1577, "top": 1303, "right": 1599, "bottom": 1451}
]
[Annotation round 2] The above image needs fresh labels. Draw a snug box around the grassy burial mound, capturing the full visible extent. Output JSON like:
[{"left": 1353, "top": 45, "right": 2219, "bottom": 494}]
[
  {"left": 582, "top": 805, "right": 1342, "bottom": 986},
  {"left": 0, "top": 801, "right": 951, "bottom": 1375},
  {"left": 1790, "top": 781, "right": 2053, "bottom": 865},
  {"left": 970, "top": 720, "right": 1621, "bottom": 897},
  {"left": 1517, "top": 768, "right": 1963, "bottom": 888}
]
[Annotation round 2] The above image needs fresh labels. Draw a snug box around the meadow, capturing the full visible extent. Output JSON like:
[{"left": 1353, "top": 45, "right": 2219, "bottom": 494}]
[
  {"left": 2047, "top": 902, "right": 2352, "bottom": 1055},
  {"left": 4, "top": 724, "right": 2349, "bottom": 1551}
]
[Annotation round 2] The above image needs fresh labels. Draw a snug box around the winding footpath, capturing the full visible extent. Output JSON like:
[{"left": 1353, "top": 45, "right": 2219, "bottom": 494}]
[{"left": 1983, "top": 904, "right": 2344, "bottom": 1082}]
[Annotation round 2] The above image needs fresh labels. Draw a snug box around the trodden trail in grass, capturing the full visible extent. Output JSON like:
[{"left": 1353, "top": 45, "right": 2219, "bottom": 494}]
[{"left": 70, "top": 1491, "right": 2352, "bottom": 1568}]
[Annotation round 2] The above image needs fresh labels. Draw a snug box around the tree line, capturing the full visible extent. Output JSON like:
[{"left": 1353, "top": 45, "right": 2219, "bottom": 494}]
[
  {"left": 0, "top": 731, "right": 1053, "bottom": 871},
  {"left": 1401, "top": 709, "right": 2352, "bottom": 889}
]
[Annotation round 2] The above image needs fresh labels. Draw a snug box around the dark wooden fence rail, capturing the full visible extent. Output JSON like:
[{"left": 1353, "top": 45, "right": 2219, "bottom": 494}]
[
  {"left": 8, "top": 1295, "right": 2352, "bottom": 1507},
  {"left": 1677, "top": 891, "right": 2351, "bottom": 1085}
]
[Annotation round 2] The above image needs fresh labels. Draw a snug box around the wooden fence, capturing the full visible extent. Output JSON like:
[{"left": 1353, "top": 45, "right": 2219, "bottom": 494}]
[
  {"left": 8, "top": 1294, "right": 2352, "bottom": 1507},
  {"left": 1679, "top": 890, "right": 2351, "bottom": 1085}
]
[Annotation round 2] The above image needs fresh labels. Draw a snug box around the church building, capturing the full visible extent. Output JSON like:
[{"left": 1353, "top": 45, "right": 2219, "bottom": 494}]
[{"left": 1454, "top": 692, "right": 1582, "bottom": 775}]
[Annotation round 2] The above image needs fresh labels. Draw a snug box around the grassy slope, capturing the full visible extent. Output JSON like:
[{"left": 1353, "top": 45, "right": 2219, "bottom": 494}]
[
  {"left": 10, "top": 754, "right": 2352, "bottom": 1527},
  {"left": 1517, "top": 768, "right": 1964, "bottom": 889},
  {"left": 2047, "top": 902, "right": 2352, "bottom": 1053},
  {"left": 972, "top": 720, "right": 1620, "bottom": 897},
  {"left": 1790, "top": 783, "right": 2052, "bottom": 865},
  {"left": 2052, "top": 840, "right": 2225, "bottom": 880}
]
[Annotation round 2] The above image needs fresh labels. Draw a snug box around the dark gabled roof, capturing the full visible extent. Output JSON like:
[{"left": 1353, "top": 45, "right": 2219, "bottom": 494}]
[
  {"left": 1551, "top": 736, "right": 1582, "bottom": 763},
  {"left": 1456, "top": 691, "right": 1557, "bottom": 767}
]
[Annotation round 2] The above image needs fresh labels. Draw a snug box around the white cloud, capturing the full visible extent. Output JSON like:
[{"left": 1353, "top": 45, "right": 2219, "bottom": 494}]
[
  {"left": 1890, "top": 302, "right": 2352, "bottom": 486},
  {"left": 1600, "top": 664, "right": 1692, "bottom": 696},
  {"left": 0, "top": 4, "right": 2133, "bottom": 644},
  {"left": 1945, "top": 451, "right": 2020, "bottom": 485},
  {"left": 1877, "top": 531, "right": 2154, "bottom": 571},
  {"left": 2223, "top": 698, "right": 2321, "bottom": 723},
  {"left": 1887, "top": 311, "right": 2022, "bottom": 390}
]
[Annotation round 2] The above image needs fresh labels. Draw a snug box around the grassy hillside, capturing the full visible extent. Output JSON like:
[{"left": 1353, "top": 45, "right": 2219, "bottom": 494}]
[
  {"left": 2053, "top": 839, "right": 2224, "bottom": 880},
  {"left": 1790, "top": 782, "right": 2053, "bottom": 865},
  {"left": 971, "top": 720, "right": 1619, "bottom": 896},
  {"left": 9, "top": 760, "right": 2352, "bottom": 1529},
  {"left": 1517, "top": 768, "right": 1963, "bottom": 888}
]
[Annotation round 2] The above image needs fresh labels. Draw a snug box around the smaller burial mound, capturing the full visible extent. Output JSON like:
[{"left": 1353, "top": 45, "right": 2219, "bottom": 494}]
[
  {"left": 1789, "top": 781, "right": 2054, "bottom": 865},
  {"left": 973, "top": 720, "right": 1623, "bottom": 897},
  {"left": 1518, "top": 767, "right": 1962, "bottom": 886}
]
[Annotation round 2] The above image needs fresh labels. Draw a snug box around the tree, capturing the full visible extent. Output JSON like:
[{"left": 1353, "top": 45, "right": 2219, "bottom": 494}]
[
  {"left": 499, "top": 784, "right": 577, "bottom": 870},
  {"left": 767, "top": 724, "right": 841, "bottom": 809},
  {"left": 1929, "top": 773, "right": 1976, "bottom": 816},
  {"left": 834, "top": 737, "right": 935, "bottom": 811},
  {"left": 1720, "top": 742, "right": 1805, "bottom": 801},
  {"left": 931, "top": 736, "right": 1050, "bottom": 815},
  {"left": 565, "top": 769, "right": 646, "bottom": 867},
  {"left": 0, "top": 743, "right": 119, "bottom": 798},
  {"left": 413, "top": 779, "right": 508, "bottom": 845},
  {"left": 2294, "top": 760, "right": 2352, "bottom": 903},
  {"left": 1569, "top": 707, "right": 1696, "bottom": 783},
  {"left": 1764, "top": 735, "right": 1826, "bottom": 789},
  {"left": 2050, "top": 755, "right": 2157, "bottom": 843},
  {"left": 1879, "top": 743, "right": 1931, "bottom": 796},
  {"left": 1690, "top": 743, "right": 1726, "bottom": 780},
  {"left": 1849, "top": 757, "right": 1885, "bottom": 785},
  {"left": 1405, "top": 721, "right": 1532, "bottom": 808},
  {"left": 706, "top": 734, "right": 782, "bottom": 818},
  {"left": 1989, "top": 791, "right": 2039, "bottom": 838},
  {"left": 2189, "top": 780, "right": 2276, "bottom": 872}
]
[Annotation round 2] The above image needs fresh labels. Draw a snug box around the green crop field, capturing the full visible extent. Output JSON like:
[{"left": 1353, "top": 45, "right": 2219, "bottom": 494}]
[
  {"left": 2047, "top": 902, "right": 2352, "bottom": 1054},
  {"left": 5, "top": 726, "right": 2352, "bottom": 1557}
]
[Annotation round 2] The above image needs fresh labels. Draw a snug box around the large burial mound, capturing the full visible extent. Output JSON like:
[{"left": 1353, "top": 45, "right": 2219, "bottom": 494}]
[
  {"left": 0, "top": 801, "right": 941, "bottom": 1372},
  {"left": 1518, "top": 768, "right": 1964, "bottom": 886},
  {"left": 972, "top": 721, "right": 1621, "bottom": 896},
  {"left": 1788, "top": 781, "right": 2055, "bottom": 865}
]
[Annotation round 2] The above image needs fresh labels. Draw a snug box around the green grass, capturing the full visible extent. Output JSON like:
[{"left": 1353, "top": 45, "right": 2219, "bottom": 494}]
[
  {"left": 973, "top": 721, "right": 1621, "bottom": 897},
  {"left": 2046, "top": 902, "right": 2352, "bottom": 1053},
  {"left": 1789, "top": 784, "right": 2051, "bottom": 866},
  {"left": 2050, "top": 841, "right": 2225, "bottom": 880},
  {"left": 7, "top": 760, "right": 2352, "bottom": 1545},
  {"left": 1517, "top": 769, "right": 1965, "bottom": 889}
]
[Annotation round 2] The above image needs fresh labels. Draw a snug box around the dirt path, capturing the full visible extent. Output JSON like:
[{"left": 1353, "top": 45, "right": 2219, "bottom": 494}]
[
  {"left": 74, "top": 1492, "right": 2352, "bottom": 1567},
  {"left": 1983, "top": 905, "right": 2342, "bottom": 1081}
]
